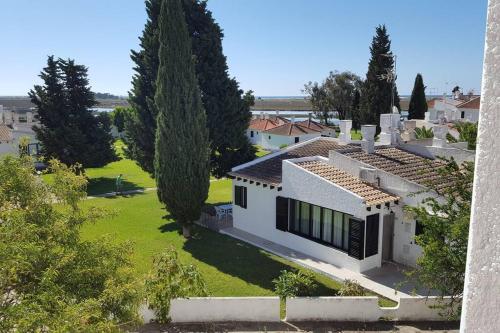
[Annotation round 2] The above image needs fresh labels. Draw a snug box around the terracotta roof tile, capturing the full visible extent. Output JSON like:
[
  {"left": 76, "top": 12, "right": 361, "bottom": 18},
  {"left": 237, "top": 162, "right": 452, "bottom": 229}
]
[
  {"left": 0, "top": 125, "right": 13, "bottom": 143},
  {"left": 228, "top": 139, "right": 355, "bottom": 185},
  {"left": 457, "top": 96, "right": 480, "bottom": 109},
  {"left": 296, "top": 160, "right": 399, "bottom": 206},
  {"left": 264, "top": 123, "right": 320, "bottom": 136},
  {"left": 296, "top": 119, "right": 333, "bottom": 132}
]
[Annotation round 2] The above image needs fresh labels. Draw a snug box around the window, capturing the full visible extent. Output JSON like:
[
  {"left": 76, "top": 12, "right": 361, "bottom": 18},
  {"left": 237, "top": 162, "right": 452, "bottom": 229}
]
[
  {"left": 294, "top": 137, "right": 299, "bottom": 143},
  {"left": 311, "top": 205, "right": 321, "bottom": 239},
  {"left": 365, "top": 214, "right": 379, "bottom": 258},
  {"left": 287, "top": 199, "right": 357, "bottom": 255},
  {"left": 250, "top": 130, "right": 254, "bottom": 138},
  {"left": 461, "top": 111, "right": 465, "bottom": 119},
  {"left": 300, "top": 202, "right": 310, "bottom": 235},
  {"left": 415, "top": 220, "right": 424, "bottom": 236},
  {"left": 348, "top": 218, "right": 365, "bottom": 260},
  {"left": 276, "top": 197, "right": 289, "bottom": 231},
  {"left": 268, "top": 135, "right": 271, "bottom": 140},
  {"left": 234, "top": 185, "right": 247, "bottom": 208},
  {"left": 322, "top": 209, "right": 333, "bottom": 243}
]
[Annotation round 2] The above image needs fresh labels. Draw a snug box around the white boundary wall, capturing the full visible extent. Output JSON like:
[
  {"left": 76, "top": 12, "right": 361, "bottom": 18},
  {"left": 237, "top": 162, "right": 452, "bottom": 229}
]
[
  {"left": 168, "top": 297, "right": 280, "bottom": 322},
  {"left": 286, "top": 296, "right": 451, "bottom": 322}
]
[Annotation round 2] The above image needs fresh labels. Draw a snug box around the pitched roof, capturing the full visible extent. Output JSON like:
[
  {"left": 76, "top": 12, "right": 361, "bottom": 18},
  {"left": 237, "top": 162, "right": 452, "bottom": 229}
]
[
  {"left": 229, "top": 138, "right": 452, "bottom": 191},
  {"left": 248, "top": 118, "right": 281, "bottom": 131},
  {"left": 263, "top": 123, "right": 320, "bottom": 136},
  {"left": 341, "top": 146, "right": 451, "bottom": 191},
  {"left": 296, "top": 119, "right": 333, "bottom": 132},
  {"left": 228, "top": 139, "right": 356, "bottom": 185},
  {"left": 295, "top": 160, "right": 399, "bottom": 206},
  {"left": 457, "top": 96, "right": 480, "bottom": 109},
  {"left": 0, "top": 125, "right": 13, "bottom": 142}
]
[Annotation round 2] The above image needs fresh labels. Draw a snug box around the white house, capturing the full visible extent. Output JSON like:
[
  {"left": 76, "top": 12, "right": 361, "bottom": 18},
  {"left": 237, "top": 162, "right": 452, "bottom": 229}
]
[
  {"left": 229, "top": 116, "right": 469, "bottom": 273},
  {"left": 425, "top": 96, "right": 480, "bottom": 123},
  {"left": 246, "top": 113, "right": 289, "bottom": 146},
  {"left": 0, "top": 105, "right": 40, "bottom": 156},
  {"left": 259, "top": 122, "right": 321, "bottom": 150}
]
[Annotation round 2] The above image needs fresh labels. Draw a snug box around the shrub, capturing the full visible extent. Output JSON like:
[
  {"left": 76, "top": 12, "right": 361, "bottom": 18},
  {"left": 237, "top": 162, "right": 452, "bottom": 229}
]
[
  {"left": 272, "top": 270, "right": 317, "bottom": 299},
  {"left": 338, "top": 279, "right": 365, "bottom": 296},
  {"left": 414, "top": 126, "right": 434, "bottom": 139},
  {"left": 145, "top": 247, "right": 208, "bottom": 323}
]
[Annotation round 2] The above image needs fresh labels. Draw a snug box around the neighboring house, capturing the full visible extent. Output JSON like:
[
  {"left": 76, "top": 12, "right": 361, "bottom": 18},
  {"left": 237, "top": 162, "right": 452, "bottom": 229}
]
[
  {"left": 0, "top": 105, "right": 40, "bottom": 156},
  {"left": 260, "top": 122, "right": 321, "bottom": 150},
  {"left": 229, "top": 116, "right": 469, "bottom": 273},
  {"left": 296, "top": 118, "right": 336, "bottom": 137},
  {"left": 425, "top": 95, "right": 480, "bottom": 123},
  {"left": 247, "top": 114, "right": 288, "bottom": 145}
]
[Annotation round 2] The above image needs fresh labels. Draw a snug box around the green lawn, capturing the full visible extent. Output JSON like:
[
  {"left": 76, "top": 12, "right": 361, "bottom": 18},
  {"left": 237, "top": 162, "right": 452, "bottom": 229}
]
[
  {"left": 81, "top": 186, "right": 342, "bottom": 298},
  {"left": 254, "top": 145, "right": 270, "bottom": 157},
  {"left": 351, "top": 129, "right": 362, "bottom": 140}
]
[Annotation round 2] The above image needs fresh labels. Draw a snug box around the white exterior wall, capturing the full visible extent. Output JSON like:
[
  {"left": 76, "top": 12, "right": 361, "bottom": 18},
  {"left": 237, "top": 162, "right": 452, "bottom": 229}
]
[
  {"left": 246, "top": 129, "right": 262, "bottom": 145},
  {"left": 260, "top": 132, "right": 320, "bottom": 150},
  {"left": 286, "top": 296, "right": 453, "bottom": 322},
  {"left": 460, "top": 108, "right": 480, "bottom": 122},
  {"left": 232, "top": 158, "right": 384, "bottom": 273}
]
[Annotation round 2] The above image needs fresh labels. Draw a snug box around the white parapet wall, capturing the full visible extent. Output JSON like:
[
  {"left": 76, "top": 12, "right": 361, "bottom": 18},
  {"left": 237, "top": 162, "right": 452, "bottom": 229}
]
[
  {"left": 167, "top": 297, "right": 281, "bottom": 323},
  {"left": 286, "top": 296, "right": 452, "bottom": 322}
]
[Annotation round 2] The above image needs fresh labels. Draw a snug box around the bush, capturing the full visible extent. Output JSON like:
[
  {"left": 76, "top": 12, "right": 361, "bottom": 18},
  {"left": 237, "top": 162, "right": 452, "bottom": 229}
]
[
  {"left": 145, "top": 247, "right": 208, "bottom": 323},
  {"left": 338, "top": 279, "right": 365, "bottom": 296},
  {"left": 272, "top": 270, "right": 317, "bottom": 299}
]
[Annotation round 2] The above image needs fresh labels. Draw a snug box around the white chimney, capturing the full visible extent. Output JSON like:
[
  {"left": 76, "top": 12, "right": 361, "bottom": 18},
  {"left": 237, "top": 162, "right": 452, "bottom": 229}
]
[
  {"left": 379, "top": 114, "right": 392, "bottom": 145},
  {"left": 291, "top": 116, "right": 295, "bottom": 123},
  {"left": 339, "top": 120, "right": 352, "bottom": 143},
  {"left": 432, "top": 125, "right": 448, "bottom": 147},
  {"left": 275, "top": 110, "right": 280, "bottom": 118},
  {"left": 361, "top": 125, "right": 376, "bottom": 154},
  {"left": 359, "top": 167, "right": 378, "bottom": 186},
  {"left": 260, "top": 111, "right": 264, "bottom": 120},
  {"left": 403, "top": 120, "right": 417, "bottom": 141}
]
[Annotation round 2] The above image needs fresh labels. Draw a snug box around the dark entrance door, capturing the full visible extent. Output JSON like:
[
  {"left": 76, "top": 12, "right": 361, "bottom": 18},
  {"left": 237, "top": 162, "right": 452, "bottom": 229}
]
[{"left": 382, "top": 213, "right": 395, "bottom": 261}]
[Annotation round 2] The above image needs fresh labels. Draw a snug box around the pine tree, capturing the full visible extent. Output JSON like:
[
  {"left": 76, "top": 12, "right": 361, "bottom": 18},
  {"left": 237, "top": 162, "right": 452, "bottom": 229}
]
[
  {"left": 359, "top": 25, "right": 399, "bottom": 133},
  {"left": 125, "top": 0, "right": 161, "bottom": 175},
  {"left": 408, "top": 73, "right": 428, "bottom": 119},
  {"left": 126, "top": 0, "right": 254, "bottom": 178},
  {"left": 30, "top": 57, "right": 116, "bottom": 168},
  {"left": 154, "top": 0, "right": 210, "bottom": 238}
]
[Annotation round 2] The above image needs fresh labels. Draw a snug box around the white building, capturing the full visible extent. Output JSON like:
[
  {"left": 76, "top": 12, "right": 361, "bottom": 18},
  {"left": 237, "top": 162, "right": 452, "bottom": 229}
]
[
  {"left": 425, "top": 96, "right": 480, "bottom": 123},
  {"left": 0, "top": 105, "right": 40, "bottom": 156},
  {"left": 229, "top": 116, "right": 473, "bottom": 273}
]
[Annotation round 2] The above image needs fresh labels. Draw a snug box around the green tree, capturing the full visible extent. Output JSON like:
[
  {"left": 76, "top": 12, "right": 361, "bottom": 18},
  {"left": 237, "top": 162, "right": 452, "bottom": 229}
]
[
  {"left": 408, "top": 74, "right": 428, "bottom": 119},
  {"left": 126, "top": 0, "right": 254, "bottom": 178},
  {"left": 351, "top": 89, "right": 362, "bottom": 131},
  {"left": 405, "top": 159, "right": 473, "bottom": 318},
  {"left": 111, "top": 106, "right": 130, "bottom": 132},
  {"left": 359, "top": 25, "right": 400, "bottom": 132},
  {"left": 447, "top": 122, "right": 478, "bottom": 150},
  {"left": 0, "top": 156, "right": 141, "bottom": 332},
  {"left": 30, "top": 57, "right": 116, "bottom": 168},
  {"left": 145, "top": 247, "right": 207, "bottom": 323},
  {"left": 414, "top": 126, "right": 434, "bottom": 139},
  {"left": 154, "top": 0, "right": 210, "bottom": 238},
  {"left": 303, "top": 81, "right": 331, "bottom": 124}
]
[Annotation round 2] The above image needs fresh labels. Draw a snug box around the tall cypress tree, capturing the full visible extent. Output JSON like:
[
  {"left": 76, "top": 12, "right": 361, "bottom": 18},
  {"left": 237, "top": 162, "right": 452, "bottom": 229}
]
[
  {"left": 30, "top": 56, "right": 116, "bottom": 168},
  {"left": 126, "top": 0, "right": 254, "bottom": 177},
  {"left": 408, "top": 73, "right": 428, "bottom": 120},
  {"left": 154, "top": 0, "right": 210, "bottom": 238},
  {"left": 125, "top": 0, "right": 160, "bottom": 175},
  {"left": 360, "top": 25, "right": 399, "bottom": 132}
]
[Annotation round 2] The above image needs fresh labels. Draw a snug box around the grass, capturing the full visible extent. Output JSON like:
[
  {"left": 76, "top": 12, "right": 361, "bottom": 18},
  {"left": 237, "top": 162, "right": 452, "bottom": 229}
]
[
  {"left": 254, "top": 145, "right": 270, "bottom": 158},
  {"left": 351, "top": 129, "right": 362, "bottom": 140},
  {"left": 81, "top": 188, "right": 342, "bottom": 298}
]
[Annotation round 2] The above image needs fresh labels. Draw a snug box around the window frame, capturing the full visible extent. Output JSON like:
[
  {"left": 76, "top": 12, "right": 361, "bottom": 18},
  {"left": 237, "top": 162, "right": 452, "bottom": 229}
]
[{"left": 234, "top": 185, "right": 247, "bottom": 209}]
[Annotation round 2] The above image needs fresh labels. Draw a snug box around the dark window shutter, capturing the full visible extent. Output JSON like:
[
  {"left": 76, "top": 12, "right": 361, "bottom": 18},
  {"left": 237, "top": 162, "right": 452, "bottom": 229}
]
[
  {"left": 365, "top": 214, "right": 379, "bottom": 258},
  {"left": 348, "top": 218, "right": 365, "bottom": 260},
  {"left": 276, "top": 196, "right": 289, "bottom": 231},
  {"left": 415, "top": 220, "right": 424, "bottom": 236},
  {"left": 234, "top": 186, "right": 241, "bottom": 207},
  {"left": 243, "top": 187, "right": 247, "bottom": 208}
]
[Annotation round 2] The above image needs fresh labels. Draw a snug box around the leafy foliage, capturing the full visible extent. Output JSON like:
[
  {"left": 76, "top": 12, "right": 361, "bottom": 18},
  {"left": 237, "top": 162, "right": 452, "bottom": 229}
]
[
  {"left": 272, "top": 270, "right": 317, "bottom": 299},
  {"left": 405, "top": 158, "right": 473, "bottom": 319},
  {"left": 0, "top": 156, "right": 141, "bottom": 332},
  {"left": 408, "top": 73, "right": 428, "bottom": 120},
  {"left": 154, "top": 0, "right": 210, "bottom": 237},
  {"left": 338, "top": 279, "right": 365, "bottom": 296},
  {"left": 29, "top": 56, "right": 116, "bottom": 168},
  {"left": 111, "top": 106, "right": 130, "bottom": 132},
  {"left": 414, "top": 126, "right": 434, "bottom": 139},
  {"left": 359, "top": 25, "right": 400, "bottom": 133},
  {"left": 304, "top": 71, "right": 362, "bottom": 124},
  {"left": 447, "top": 122, "right": 478, "bottom": 150},
  {"left": 145, "top": 248, "right": 207, "bottom": 323}
]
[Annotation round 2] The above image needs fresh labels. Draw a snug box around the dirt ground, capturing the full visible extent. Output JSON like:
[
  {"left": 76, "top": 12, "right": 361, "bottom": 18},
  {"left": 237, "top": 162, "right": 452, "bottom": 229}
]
[{"left": 129, "top": 321, "right": 459, "bottom": 333}]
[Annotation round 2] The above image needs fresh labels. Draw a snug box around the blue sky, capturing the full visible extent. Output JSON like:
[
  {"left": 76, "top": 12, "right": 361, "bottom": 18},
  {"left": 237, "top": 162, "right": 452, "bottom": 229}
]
[{"left": 0, "top": 0, "right": 487, "bottom": 97}]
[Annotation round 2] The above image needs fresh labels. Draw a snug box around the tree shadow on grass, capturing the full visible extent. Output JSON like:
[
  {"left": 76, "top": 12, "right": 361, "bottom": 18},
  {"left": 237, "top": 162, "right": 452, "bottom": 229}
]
[
  {"left": 87, "top": 177, "right": 144, "bottom": 196},
  {"left": 182, "top": 225, "right": 338, "bottom": 296}
]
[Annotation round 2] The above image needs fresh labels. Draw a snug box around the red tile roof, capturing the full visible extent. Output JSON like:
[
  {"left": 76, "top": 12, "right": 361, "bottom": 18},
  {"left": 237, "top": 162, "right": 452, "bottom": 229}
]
[
  {"left": 296, "top": 119, "right": 333, "bottom": 132},
  {"left": 457, "top": 96, "right": 480, "bottom": 109},
  {"left": 296, "top": 160, "right": 399, "bottom": 206},
  {"left": 0, "top": 125, "right": 13, "bottom": 143},
  {"left": 264, "top": 123, "right": 320, "bottom": 136},
  {"left": 248, "top": 118, "right": 281, "bottom": 131}
]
